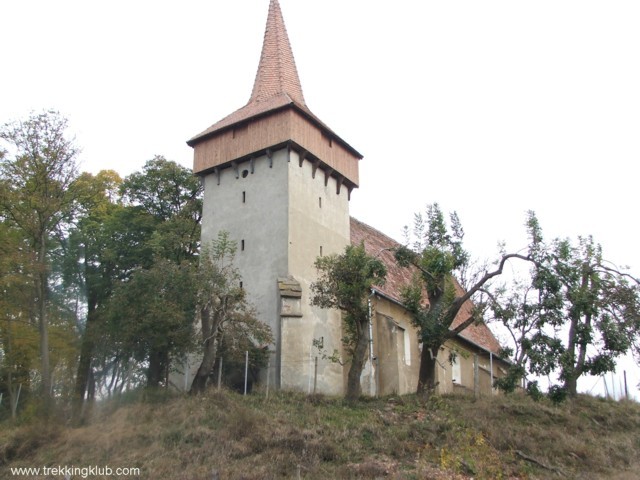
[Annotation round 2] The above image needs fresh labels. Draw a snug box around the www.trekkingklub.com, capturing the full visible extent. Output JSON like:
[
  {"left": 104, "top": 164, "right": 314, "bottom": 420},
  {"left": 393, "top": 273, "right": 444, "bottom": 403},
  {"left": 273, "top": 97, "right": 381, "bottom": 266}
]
[{"left": 9, "top": 465, "right": 141, "bottom": 478}]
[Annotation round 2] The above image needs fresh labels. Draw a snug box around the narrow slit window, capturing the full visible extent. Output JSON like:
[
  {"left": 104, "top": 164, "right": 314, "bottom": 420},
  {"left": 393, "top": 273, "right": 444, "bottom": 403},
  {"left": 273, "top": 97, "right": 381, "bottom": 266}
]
[
  {"left": 319, "top": 196, "right": 322, "bottom": 208},
  {"left": 242, "top": 191, "right": 246, "bottom": 203},
  {"left": 320, "top": 246, "right": 323, "bottom": 256},
  {"left": 241, "top": 239, "right": 245, "bottom": 251}
]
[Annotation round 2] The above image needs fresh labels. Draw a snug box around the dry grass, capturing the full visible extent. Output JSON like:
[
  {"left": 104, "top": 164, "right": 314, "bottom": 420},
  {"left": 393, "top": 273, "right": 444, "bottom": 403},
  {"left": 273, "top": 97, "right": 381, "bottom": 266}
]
[{"left": 1, "top": 389, "right": 639, "bottom": 479}]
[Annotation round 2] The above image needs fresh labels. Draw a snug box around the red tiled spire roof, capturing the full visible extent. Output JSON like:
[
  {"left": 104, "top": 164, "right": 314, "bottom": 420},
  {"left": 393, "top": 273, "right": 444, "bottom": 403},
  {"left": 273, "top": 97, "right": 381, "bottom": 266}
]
[{"left": 250, "top": 0, "right": 305, "bottom": 106}]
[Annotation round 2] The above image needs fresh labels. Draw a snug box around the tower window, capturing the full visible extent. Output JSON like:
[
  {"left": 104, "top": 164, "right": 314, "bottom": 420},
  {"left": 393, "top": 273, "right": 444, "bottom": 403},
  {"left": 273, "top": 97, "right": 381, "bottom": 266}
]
[
  {"left": 242, "top": 170, "right": 249, "bottom": 178},
  {"left": 242, "top": 191, "right": 246, "bottom": 203},
  {"left": 320, "top": 246, "right": 323, "bottom": 256},
  {"left": 319, "top": 196, "right": 322, "bottom": 208},
  {"left": 241, "top": 239, "right": 245, "bottom": 251}
]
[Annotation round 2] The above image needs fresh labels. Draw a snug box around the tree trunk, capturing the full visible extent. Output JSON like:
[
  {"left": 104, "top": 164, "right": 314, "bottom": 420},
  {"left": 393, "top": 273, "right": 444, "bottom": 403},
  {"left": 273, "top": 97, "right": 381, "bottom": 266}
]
[
  {"left": 72, "top": 295, "right": 98, "bottom": 419},
  {"left": 6, "top": 317, "right": 17, "bottom": 419},
  {"left": 346, "top": 321, "right": 369, "bottom": 401},
  {"left": 417, "top": 345, "right": 439, "bottom": 396},
  {"left": 190, "top": 304, "right": 215, "bottom": 394},
  {"left": 147, "top": 350, "right": 166, "bottom": 388},
  {"left": 563, "top": 316, "right": 578, "bottom": 396},
  {"left": 36, "top": 233, "right": 52, "bottom": 413},
  {"left": 190, "top": 334, "right": 218, "bottom": 394},
  {"left": 564, "top": 376, "right": 578, "bottom": 396}
]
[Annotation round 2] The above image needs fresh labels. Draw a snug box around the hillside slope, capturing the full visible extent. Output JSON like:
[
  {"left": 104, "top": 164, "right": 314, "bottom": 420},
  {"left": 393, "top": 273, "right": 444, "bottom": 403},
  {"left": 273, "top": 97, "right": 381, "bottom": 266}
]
[{"left": 2, "top": 390, "right": 639, "bottom": 479}]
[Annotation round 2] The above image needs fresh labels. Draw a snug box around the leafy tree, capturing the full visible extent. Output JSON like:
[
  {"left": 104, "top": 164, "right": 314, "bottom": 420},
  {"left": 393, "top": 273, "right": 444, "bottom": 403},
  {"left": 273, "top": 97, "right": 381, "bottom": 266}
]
[
  {"left": 120, "top": 155, "right": 202, "bottom": 263},
  {"left": 100, "top": 258, "right": 198, "bottom": 388},
  {"left": 396, "top": 204, "right": 533, "bottom": 395},
  {"left": 310, "top": 243, "right": 387, "bottom": 401},
  {"left": 63, "top": 171, "right": 131, "bottom": 415},
  {"left": 0, "top": 110, "right": 81, "bottom": 411},
  {"left": 485, "top": 213, "right": 563, "bottom": 393},
  {"left": 66, "top": 159, "right": 201, "bottom": 405},
  {"left": 490, "top": 212, "right": 640, "bottom": 397},
  {"left": 550, "top": 236, "right": 640, "bottom": 395},
  {"left": 190, "top": 232, "right": 272, "bottom": 394},
  {"left": 0, "top": 221, "right": 38, "bottom": 418}
]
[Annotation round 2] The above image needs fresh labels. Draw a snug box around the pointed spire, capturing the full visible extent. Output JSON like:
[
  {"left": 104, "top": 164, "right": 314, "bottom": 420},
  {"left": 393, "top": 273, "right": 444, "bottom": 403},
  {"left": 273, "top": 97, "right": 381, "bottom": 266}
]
[
  {"left": 250, "top": 0, "right": 306, "bottom": 106},
  {"left": 189, "top": 0, "right": 362, "bottom": 170}
]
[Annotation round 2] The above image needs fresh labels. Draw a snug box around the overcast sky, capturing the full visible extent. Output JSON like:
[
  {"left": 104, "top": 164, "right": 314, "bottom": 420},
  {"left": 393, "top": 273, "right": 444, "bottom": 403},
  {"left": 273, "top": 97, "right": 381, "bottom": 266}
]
[{"left": 2, "top": 0, "right": 639, "bottom": 398}]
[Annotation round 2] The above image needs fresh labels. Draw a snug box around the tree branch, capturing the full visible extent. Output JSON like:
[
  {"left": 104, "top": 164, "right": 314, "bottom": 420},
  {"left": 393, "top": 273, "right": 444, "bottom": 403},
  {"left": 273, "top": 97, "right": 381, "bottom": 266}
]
[{"left": 445, "top": 253, "right": 535, "bottom": 339}]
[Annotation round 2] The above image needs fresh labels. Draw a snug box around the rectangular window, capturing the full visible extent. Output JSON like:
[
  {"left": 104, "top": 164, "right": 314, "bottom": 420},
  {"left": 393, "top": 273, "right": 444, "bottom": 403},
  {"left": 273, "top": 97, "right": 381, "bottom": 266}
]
[
  {"left": 241, "top": 239, "right": 245, "bottom": 251},
  {"left": 319, "top": 196, "right": 322, "bottom": 208},
  {"left": 396, "top": 326, "right": 411, "bottom": 366},
  {"left": 452, "top": 353, "right": 461, "bottom": 384},
  {"left": 242, "top": 191, "right": 246, "bottom": 203}
]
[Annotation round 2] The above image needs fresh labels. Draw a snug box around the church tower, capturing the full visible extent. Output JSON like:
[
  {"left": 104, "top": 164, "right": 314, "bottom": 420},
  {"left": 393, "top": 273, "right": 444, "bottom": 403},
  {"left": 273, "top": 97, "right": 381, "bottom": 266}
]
[{"left": 188, "top": 0, "right": 361, "bottom": 394}]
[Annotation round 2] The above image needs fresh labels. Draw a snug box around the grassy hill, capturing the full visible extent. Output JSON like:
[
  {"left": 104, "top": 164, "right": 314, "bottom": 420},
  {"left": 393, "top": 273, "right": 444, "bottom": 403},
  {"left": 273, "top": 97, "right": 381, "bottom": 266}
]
[{"left": 1, "top": 389, "right": 639, "bottom": 479}]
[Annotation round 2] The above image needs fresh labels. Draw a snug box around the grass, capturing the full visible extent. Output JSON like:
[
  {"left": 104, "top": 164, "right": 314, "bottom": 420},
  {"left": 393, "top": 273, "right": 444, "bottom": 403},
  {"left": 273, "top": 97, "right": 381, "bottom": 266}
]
[{"left": 1, "top": 389, "right": 639, "bottom": 479}]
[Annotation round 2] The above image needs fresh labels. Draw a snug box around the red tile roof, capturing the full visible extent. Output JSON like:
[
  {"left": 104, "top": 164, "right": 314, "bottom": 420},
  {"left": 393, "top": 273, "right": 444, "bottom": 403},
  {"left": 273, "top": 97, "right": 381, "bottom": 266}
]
[{"left": 350, "top": 217, "right": 502, "bottom": 355}]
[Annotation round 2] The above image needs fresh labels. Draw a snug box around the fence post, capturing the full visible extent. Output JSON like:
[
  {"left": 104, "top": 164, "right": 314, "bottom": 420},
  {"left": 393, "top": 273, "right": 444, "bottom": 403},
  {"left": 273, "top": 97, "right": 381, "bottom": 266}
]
[
  {"left": 375, "top": 357, "right": 380, "bottom": 398},
  {"left": 183, "top": 358, "right": 189, "bottom": 392},
  {"left": 265, "top": 357, "right": 271, "bottom": 400},
  {"left": 11, "top": 384, "right": 22, "bottom": 419},
  {"left": 244, "top": 351, "right": 249, "bottom": 396},
  {"left": 611, "top": 372, "right": 616, "bottom": 400},
  {"left": 217, "top": 357, "right": 223, "bottom": 391},
  {"left": 489, "top": 352, "right": 494, "bottom": 395},
  {"left": 473, "top": 354, "right": 479, "bottom": 398},
  {"left": 313, "top": 357, "right": 318, "bottom": 394}
]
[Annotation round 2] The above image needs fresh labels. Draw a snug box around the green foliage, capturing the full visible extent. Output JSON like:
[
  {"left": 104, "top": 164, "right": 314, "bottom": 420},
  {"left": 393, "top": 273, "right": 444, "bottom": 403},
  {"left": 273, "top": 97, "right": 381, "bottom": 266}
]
[
  {"left": 98, "top": 259, "right": 198, "bottom": 386},
  {"left": 547, "top": 385, "right": 568, "bottom": 405},
  {"left": 120, "top": 156, "right": 202, "bottom": 263},
  {"left": 311, "top": 243, "right": 386, "bottom": 399},
  {"left": 489, "top": 212, "right": 640, "bottom": 396},
  {"left": 65, "top": 159, "right": 204, "bottom": 395},
  {"left": 311, "top": 243, "right": 386, "bottom": 355},
  {"left": 493, "top": 365, "right": 525, "bottom": 394},
  {"left": 396, "top": 204, "right": 471, "bottom": 352},
  {"left": 190, "top": 231, "right": 272, "bottom": 393},
  {"left": 525, "top": 380, "right": 544, "bottom": 402},
  {"left": 0, "top": 110, "right": 83, "bottom": 412},
  {"left": 0, "top": 110, "right": 80, "bottom": 239}
]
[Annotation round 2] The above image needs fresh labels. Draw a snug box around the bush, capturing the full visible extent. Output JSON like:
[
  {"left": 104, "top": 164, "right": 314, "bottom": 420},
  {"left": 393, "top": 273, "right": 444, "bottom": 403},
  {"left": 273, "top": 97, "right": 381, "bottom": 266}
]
[
  {"left": 547, "top": 385, "right": 568, "bottom": 404},
  {"left": 526, "top": 381, "right": 544, "bottom": 402}
]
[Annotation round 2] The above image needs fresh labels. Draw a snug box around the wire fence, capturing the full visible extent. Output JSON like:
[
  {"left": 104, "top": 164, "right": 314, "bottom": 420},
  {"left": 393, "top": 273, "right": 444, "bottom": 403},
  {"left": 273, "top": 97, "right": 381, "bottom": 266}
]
[{"left": 197, "top": 351, "right": 637, "bottom": 402}]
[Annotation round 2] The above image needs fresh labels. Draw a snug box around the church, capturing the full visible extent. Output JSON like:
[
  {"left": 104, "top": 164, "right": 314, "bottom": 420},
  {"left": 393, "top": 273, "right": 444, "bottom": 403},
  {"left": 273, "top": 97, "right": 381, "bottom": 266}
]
[{"left": 184, "top": 0, "right": 508, "bottom": 396}]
